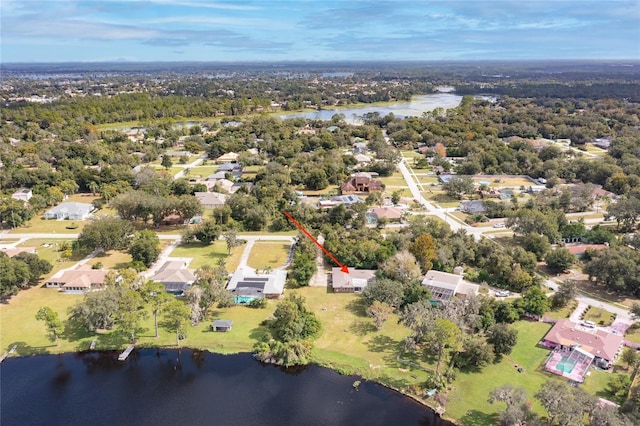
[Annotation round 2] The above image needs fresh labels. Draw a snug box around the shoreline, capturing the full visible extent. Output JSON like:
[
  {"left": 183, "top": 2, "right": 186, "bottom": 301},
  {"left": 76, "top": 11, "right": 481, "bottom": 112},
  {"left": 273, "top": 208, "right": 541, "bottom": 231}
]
[{"left": 2, "top": 344, "right": 456, "bottom": 424}]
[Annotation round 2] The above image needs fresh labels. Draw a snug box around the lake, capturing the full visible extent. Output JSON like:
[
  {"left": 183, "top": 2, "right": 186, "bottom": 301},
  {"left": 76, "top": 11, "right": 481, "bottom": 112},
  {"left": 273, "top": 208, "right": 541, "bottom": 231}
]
[
  {"left": 1, "top": 349, "right": 452, "bottom": 426},
  {"left": 281, "top": 93, "right": 463, "bottom": 123}
]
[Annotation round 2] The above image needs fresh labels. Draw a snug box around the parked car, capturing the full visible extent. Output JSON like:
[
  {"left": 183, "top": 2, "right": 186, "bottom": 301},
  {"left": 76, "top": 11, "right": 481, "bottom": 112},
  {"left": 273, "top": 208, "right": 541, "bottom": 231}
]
[
  {"left": 582, "top": 320, "right": 596, "bottom": 328},
  {"left": 493, "top": 223, "right": 505, "bottom": 228},
  {"left": 495, "top": 290, "right": 510, "bottom": 297}
]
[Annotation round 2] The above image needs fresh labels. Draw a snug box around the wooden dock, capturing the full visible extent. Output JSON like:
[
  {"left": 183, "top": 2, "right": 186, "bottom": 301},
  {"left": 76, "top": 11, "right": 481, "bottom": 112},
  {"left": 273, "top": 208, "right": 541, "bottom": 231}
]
[
  {"left": 118, "top": 345, "right": 134, "bottom": 361},
  {"left": 0, "top": 345, "right": 17, "bottom": 364}
]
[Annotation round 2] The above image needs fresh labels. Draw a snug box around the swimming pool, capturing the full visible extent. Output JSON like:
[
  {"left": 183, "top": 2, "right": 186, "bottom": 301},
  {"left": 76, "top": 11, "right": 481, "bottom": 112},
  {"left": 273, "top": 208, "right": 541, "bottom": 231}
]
[
  {"left": 234, "top": 296, "right": 255, "bottom": 304},
  {"left": 556, "top": 357, "right": 577, "bottom": 373}
]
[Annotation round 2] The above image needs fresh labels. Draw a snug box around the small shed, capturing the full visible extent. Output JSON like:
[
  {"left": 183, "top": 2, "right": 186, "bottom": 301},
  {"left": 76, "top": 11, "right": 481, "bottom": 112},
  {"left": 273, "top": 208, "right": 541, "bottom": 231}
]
[{"left": 212, "top": 320, "right": 233, "bottom": 332}]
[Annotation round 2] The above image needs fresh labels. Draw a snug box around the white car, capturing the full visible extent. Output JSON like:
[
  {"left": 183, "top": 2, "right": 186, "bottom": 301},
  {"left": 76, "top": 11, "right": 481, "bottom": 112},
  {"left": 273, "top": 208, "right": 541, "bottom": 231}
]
[
  {"left": 493, "top": 223, "right": 505, "bottom": 228},
  {"left": 495, "top": 290, "right": 510, "bottom": 297}
]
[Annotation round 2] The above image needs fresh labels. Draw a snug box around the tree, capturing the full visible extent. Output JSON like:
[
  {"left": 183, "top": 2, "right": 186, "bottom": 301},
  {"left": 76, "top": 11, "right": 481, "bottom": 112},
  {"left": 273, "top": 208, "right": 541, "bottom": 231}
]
[
  {"left": 192, "top": 219, "right": 220, "bottom": 244},
  {"left": 0, "top": 256, "right": 30, "bottom": 298},
  {"left": 128, "top": 230, "right": 161, "bottom": 268},
  {"left": 116, "top": 289, "right": 148, "bottom": 343},
  {"left": 76, "top": 217, "right": 134, "bottom": 253},
  {"left": 223, "top": 230, "right": 238, "bottom": 254},
  {"left": 140, "top": 280, "right": 172, "bottom": 338},
  {"left": 546, "top": 248, "right": 575, "bottom": 273},
  {"left": 442, "top": 176, "right": 475, "bottom": 200},
  {"left": 161, "top": 154, "right": 173, "bottom": 170},
  {"left": 425, "top": 318, "right": 463, "bottom": 374},
  {"left": 367, "top": 301, "right": 393, "bottom": 330},
  {"left": 515, "top": 286, "right": 550, "bottom": 316},
  {"left": 486, "top": 323, "right": 518, "bottom": 357},
  {"left": 271, "top": 294, "right": 321, "bottom": 342},
  {"left": 522, "top": 233, "right": 550, "bottom": 261},
  {"left": 379, "top": 250, "right": 421, "bottom": 284},
  {"left": 552, "top": 280, "right": 577, "bottom": 309},
  {"left": 162, "top": 300, "right": 191, "bottom": 346},
  {"left": 457, "top": 337, "right": 495, "bottom": 369},
  {"left": 607, "top": 196, "right": 640, "bottom": 231},
  {"left": 0, "top": 197, "right": 34, "bottom": 228},
  {"left": 11, "top": 252, "right": 52, "bottom": 286},
  {"left": 68, "top": 287, "right": 122, "bottom": 331},
  {"left": 35, "top": 307, "right": 64, "bottom": 342},
  {"left": 362, "top": 278, "right": 404, "bottom": 308},
  {"left": 621, "top": 347, "right": 640, "bottom": 371},
  {"left": 409, "top": 233, "right": 437, "bottom": 272},
  {"left": 488, "top": 384, "right": 533, "bottom": 426},
  {"left": 535, "top": 380, "right": 584, "bottom": 426}
]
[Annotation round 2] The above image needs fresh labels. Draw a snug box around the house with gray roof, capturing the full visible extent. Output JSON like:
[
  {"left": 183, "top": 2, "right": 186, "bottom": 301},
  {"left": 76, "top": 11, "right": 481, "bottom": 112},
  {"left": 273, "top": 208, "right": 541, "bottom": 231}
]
[
  {"left": 194, "top": 192, "right": 228, "bottom": 209},
  {"left": 421, "top": 270, "right": 479, "bottom": 301},
  {"left": 151, "top": 260, "right": 196, "bottom": 295},
  {"left": 331, "top": 267, "right": 376, "bottom": 293},
  {"left": 43, "top": 202, "right": 94, "bottom": 220},
  {"left": 460, "top": 200, "right": 487, "bottom": 215},
  {"left": 226, "top": 268, "right": 287, "bottom": 302}
]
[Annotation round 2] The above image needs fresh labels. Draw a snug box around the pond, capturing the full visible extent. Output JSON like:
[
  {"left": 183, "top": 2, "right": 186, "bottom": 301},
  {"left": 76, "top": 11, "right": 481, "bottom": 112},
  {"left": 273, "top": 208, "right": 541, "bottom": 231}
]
[
  {"left": 1, "top": 349, "right": 452, "bottom": 426},
  {"left": 281, "top": 93, "right": 463, "bottom": 123}
]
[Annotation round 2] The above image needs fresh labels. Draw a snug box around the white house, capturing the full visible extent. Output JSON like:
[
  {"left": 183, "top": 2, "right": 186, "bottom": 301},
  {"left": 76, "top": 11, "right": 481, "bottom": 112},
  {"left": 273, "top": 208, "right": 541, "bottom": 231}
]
[
  {"left": 43, "top": 202, "right": 94, "bottom": 220},
  {"left": 12, "top": 189, "right": 33, "bottom": 202}
]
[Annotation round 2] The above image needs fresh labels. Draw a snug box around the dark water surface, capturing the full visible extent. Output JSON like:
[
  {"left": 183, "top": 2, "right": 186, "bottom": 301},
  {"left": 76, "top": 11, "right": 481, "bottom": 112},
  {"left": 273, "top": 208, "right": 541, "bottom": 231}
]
[{"left": 1, "top": 349, "right": 452, "bottom": 426}]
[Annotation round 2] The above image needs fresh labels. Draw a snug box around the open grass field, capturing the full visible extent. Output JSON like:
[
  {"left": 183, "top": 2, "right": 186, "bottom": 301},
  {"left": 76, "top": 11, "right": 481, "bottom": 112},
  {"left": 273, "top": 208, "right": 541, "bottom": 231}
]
[
  {"left": 379, "top": 174, "right": 408, "bottom": 187},
  {"left": 415, "top": 176, "right": 439, "bottom": 185},
  {"left": 299, "top": 185, "right": 340, "bottom": 196},
  {"left": 246, "top": 241, "right": 291, "bottom": 270},
  {"left": 10, "top": 216, "right": 87, "bottom": 234},
  {"left": 169, "top": 240, "right": 243, "bottom": 272},
  {"left": 472, "top": 177, "right": 534, "bottom": 188},
  {"left": 446, "top": 321, "right": 558, "bottom": 423},
  {"left": 86, "top": 250, "right": 133, "bottom": 270},
  {"left": 186, "top": 165, "right": 219, "bottom": 178}
]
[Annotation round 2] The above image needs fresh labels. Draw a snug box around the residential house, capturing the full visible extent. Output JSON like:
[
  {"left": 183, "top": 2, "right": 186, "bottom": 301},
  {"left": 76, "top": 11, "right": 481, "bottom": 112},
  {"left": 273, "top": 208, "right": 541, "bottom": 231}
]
[
  {"left": 353, "top": 154, "right": 373, "bottom": 164},
  {"left": 194, "top": 192, "right": 228, "bottom": 209},
  {"left": 593, "top": 137, "right": 612, "bottom": 149},
  {"left": 215, "top": 152, "right": 240, "bottom": 163},
  {"left": 340, "top": 173, "right": 383, "bottom": 194},
  {"left": 565, "top": 244, "right": 608, "bottom": 258},
  {"left": 331, "top": 267, "right": 376, "bottom": 293},
  {"left": 206, "top": 171, "right": 228, "bottom": 181},
  {"left": 460, "top": 200, "right": 487, "bottom": 215},
  {"left": 43, "top": 202, "right": 94, "bottom": 220},
  {"left": 165, "top": 150, "right": 192, "bottom": 158},
  {"left": 226, "top": 268, "right": 287, "bottom": 302},
  {"left": 45, "top": 265, "right": 107, "bottom": 293},
  {"left": 421, "top": 269, "right": 479, "bottom": 301},
  {"left": 151, "top": 260, "right": 196, "bottom": 295},
  {"left": 230, "top": 182, "right": 253, "bottom": 194},
  {"left": 11, "top": 189, "right": 33, "bottom": 202},
  {"left": 542, "top": 319, "right": 624, "bottom": 366},
  {"left": 0, "top": 247, "right": 36, "bottom": 257},
  {"left": 353, "top": 142, "right": 368, "bottom": 154},
  {"left": 318, "top": 194, "right": 363, "bottom": 209},
  {"left": 211, "top": 320, "right": 233, "bottom": 332},
  {"left": 369, "top": 207, "right": 403, "bottom": 222}
]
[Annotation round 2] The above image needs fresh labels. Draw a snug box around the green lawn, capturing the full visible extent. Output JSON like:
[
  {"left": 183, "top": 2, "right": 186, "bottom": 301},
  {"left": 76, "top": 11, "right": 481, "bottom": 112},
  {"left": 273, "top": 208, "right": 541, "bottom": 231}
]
[
  {"left": 401, "top": 150, "right": 423, "bottom": 159},
  {"left": 544, "top": 300, "right": 577, "bottom": 321},
  {"left": 247, "top": 241, "right": 291, "bottom": 270},
  {"left": 86, "top": 250, "right": 133, "bottom": 270},
  {"left": 169, "top": 240, "right": 243, "bottom": 272},
  {"left": 380, "top": 176, "right": 408, "bottom": 187},
  {"left": 186, "top": 165, "right": 218, "bottom": 178},
  {"left": 582, "top": 306, "right": 616, "bottom": 326},
  {"left": 447, "top": 321, "right": 557, "bottom": 424},
  {"left": 18, "top": 239, "right": 79, "bottom": 275},
  {"left": 11, "top": 217, "right": 87, "bottom": 234}
]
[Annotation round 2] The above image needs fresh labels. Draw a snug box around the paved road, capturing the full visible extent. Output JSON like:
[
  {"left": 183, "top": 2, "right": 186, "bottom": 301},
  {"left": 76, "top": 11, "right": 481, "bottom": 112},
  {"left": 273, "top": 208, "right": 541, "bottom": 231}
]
[{"left": 173, "top": 154, "right": 208, "bottom": 180}]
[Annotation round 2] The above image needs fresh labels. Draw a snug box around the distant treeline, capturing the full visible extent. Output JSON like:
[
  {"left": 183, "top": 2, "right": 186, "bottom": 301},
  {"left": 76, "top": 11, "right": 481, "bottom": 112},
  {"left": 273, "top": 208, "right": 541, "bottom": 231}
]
[{"left": 456, "top": 82, "right": 640, "bottom": 102}]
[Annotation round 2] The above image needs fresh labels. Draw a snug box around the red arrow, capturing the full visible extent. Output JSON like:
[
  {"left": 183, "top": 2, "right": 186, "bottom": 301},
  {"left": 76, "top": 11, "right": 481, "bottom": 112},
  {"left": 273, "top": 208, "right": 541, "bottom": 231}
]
[{"left": 284, "top": 211, "right": 350, "bottom": 274}]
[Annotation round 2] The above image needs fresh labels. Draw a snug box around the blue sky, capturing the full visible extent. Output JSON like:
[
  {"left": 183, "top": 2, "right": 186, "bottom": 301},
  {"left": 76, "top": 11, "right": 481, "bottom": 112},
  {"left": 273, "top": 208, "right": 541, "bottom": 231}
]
[{"left": 1, "top": 0, "right": 639, "bottom": 62}]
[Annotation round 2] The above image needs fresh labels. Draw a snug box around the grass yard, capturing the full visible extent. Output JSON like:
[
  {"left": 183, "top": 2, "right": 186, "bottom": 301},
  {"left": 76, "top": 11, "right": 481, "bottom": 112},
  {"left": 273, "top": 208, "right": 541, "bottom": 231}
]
[
  {"left": 186, "top": 165, "right": 219, "bottom": 178},
  {"left": 379, "top": 174, "right": 408, "bottom": 187},
  {"left": 401, "top": 150, "right": 423, "bottom": 159},
  {"left": 86, "top": 250, "right": 133, "bottom": 270},
  {"left": 247, "top": 241, "right": 291, "bottom": 270},
  {"left": 582, "top": 306, "right": 616, "bottom": 326},
  {"left": 544, "top": 300, "right": 578, "bottom": 320},
  {"left": 169, "top": 240, "right": 243, "bottom": 272},
  {"left": 416, "top": 176, "right": 439, "bottom": 185},
  {"left": 300, "top": 185, "right": 340, "bottom": 196},
  {"left": 473, "top": 177, "right": 534, "bottom": 188},
  {"left": 11, "top": 216, "right": 87, "bottom": 234},
  {"left": 447, "top": 321, "right": 557, "bottom": 424},
  {"left": 18, "top": 239, "right": 79, "bottom": 275}
]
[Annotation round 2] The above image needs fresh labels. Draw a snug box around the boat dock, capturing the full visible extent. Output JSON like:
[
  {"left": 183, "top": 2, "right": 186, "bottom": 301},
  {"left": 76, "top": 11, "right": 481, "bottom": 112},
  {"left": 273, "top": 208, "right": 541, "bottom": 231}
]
[
  {"left": 118, "top": 345, "right": 134, "bottom": 361},
  {"left": 0, "top": 345, "right": 18, "bottom": 364}
]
